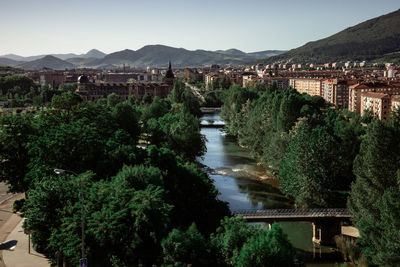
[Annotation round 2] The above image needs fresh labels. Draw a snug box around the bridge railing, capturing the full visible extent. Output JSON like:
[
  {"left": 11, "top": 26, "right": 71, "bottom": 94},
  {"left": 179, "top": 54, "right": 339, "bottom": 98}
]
[{"left": 232, "top": 208, "right": 350, "bottom": 218}]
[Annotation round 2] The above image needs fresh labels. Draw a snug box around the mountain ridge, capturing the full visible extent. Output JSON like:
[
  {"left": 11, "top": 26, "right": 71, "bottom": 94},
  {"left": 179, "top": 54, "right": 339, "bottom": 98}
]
[
  {"left": 2, "top": 46, "right": 286, "bottom": 69},
  {"left": 18, "top": 55, "right": 75, "bottom": 70},
  {"left": 264, "top": 9, "right": 400, "bottom": 64},
  {"left": 1, "top": 49, "right": 106, "bottom": 62}
]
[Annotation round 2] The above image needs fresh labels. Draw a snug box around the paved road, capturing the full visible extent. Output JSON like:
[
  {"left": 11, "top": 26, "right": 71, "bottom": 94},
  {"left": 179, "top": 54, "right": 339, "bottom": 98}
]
[
  {"left": 0, "top": 183, "right": 13, "bottom": 204},
  {"left": 3, "top": 219, "right": 49, "bottom": 267},
  {"left": 0, "top": 183, "right": 24, "bottom": 267},
  {"left": 184, "top": 82, "right": 205, "bottom": 102}
]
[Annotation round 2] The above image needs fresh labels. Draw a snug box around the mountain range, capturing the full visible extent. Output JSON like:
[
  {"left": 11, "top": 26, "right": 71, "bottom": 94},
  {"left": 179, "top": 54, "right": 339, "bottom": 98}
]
[
  {"left": 0, "top": 46, "right": 285, "bottom": 70},
  {"left": 18, "top": 55, "right": 75, "bottom": 70},
  {"left": 1, "top": 49, "right": 106, "bottom": 62},
  {"left": 3, "top": 8, "right": 399, "bottom": 70},
  {"left": 264, "top": 9, "right": 400, "bottom": 64}
]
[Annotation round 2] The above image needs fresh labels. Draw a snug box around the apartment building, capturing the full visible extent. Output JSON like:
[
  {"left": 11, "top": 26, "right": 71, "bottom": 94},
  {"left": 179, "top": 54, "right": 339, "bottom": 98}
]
[
  {"left": 391, "top": 95, "right": 400, "bottom": 111},
  {"left": 289, "top": 78, "right": 322, "bottom": 96},
  {"left": 263, "top": 77, "right": 289, "bottom": 89},
  {"left": 348, "top": 82, "right": 400, "bottom": 113},
  {"left": 360, "top": 92, "right": 391, "bottom": 120},
  {"left": 184, "top": 68, "right": 203, "bottom": 83},
  {"left": 321, "top": 79, "right": 352, "bottom": 108}
]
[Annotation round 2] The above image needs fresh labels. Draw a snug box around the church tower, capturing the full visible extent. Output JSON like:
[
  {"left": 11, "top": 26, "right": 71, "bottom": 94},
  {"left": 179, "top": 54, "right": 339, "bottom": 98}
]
[{"left": 164, "top": 61, "right": 175, "bottom": 86}]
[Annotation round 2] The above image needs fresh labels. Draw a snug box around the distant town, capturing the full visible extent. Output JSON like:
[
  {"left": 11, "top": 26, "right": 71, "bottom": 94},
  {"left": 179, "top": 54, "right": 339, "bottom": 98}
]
[
  {"left": 1, "top": 2, "right": 400, "bottom": 266},
  {"left": 1, "top": 59, "right": 399, "bottom": 121}
]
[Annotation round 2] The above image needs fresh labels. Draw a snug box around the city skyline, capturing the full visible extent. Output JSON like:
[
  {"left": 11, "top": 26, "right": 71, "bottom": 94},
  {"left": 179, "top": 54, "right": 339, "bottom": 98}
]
[{"left": 1, "top": 0, "right": 399, "bottom": 56}]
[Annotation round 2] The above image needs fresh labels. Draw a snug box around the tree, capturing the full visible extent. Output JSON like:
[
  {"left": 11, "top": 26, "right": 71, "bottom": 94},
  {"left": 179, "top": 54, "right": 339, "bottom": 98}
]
[
  {"left": 144, "top": 146, "right": 230, "bottom": 235},
  {"left": 104, "top": 130, "right": 138, "bottom": 172},
  {"left": 211, "top": 217, "right": 258, "bottom": 265},
  {"left": 348, "top": 118, "right": 400, "bottom": 265},
  {"left": 170, "top": 80, "right": 186, "bottom": 104},
  {"left": 162, "top": 223, "right": 218, "bottom": 267},
  {"left": 0, "top": 75, "right": 36, "bottom": 97},
  {"left": 0, "top": 114, "right": 36, "bottom": 193},
  {"left": 111, "top": 102, "right": 141, "bottom": 141},
  {"left": 58, "top": 83, "right": 77, "bottom": 92},
  {"left": 23, "top": 172, "right": 83, "bottom": 259},
  {"left": 370, "top": 185, "right": 400, "bottom": 266},
  {"left": 157, "top": 112, "right": 206, "bottom": 160},
  {"left": 141, "top": 96, "right": 170, "bottom": 122},
  {"left": 211, "top": 217, "right": 302, "bottom": 267},
  {"left": 170, "top": 80, "right": 201, "bottom": 117},
  {"left": 107, "top": 93, "right": 120, "bottom": 107},
  {"left": 280, "top": 124, "right": 347, "bottom": 207},
  {"left": 39, "top": 83, "right": 54, "bottom": 105},
  {"left": 276, "top": 89, "right": 306, "bottom": 132},
  {"left": 237, "top": 224, "right": 302, "bottom": 267},
  {"left": 51, "top": 91, "right": 83, "bottom": 117},
  {"left": 86, "top": 181, "right": 172, "bottom": 266},
  {"left": 221, "top": 86, "right": 258, "bottom": 136},
  {"left": 26, "top": 119, "right": 107, "bottom": 182}
]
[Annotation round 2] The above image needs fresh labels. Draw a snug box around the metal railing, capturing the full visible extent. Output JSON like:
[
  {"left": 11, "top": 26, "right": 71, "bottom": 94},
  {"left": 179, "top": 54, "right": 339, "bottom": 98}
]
[{"left": 232, "top": 208, "right": 350, "bottom": 218}]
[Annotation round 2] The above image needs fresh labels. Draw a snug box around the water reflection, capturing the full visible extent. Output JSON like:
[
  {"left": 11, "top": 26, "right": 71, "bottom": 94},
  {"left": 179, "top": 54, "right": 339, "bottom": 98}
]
[
  {"left": 200, "top": 123, "right": 290, "bottom": 210},
  {"left": 198, "top": 114, "right": 342, "bottom": 264}
]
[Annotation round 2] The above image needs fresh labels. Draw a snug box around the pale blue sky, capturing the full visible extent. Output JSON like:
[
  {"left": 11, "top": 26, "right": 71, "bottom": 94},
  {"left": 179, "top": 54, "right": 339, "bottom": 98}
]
[{"left": 1, "top": 0, "right": 399, "bottom": 56}]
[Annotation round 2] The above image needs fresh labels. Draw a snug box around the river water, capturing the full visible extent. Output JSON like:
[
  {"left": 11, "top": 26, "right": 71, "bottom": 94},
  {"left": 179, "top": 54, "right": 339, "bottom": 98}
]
[{"left": 199, "top": 114, "right": 341, "bottom": 266}]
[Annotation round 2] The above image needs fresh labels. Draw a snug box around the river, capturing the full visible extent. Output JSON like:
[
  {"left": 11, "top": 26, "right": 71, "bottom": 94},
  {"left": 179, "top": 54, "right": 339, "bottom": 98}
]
[{"left": 199, "top": 113, "right": 342, "bottom": 266}]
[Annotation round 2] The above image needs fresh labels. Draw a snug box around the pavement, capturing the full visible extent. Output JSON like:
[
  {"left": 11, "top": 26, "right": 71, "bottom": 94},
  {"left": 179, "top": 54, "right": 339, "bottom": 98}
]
[
  {"left": 0, "top": 183, "right": 49, "bottom": 267},
  {"left": 2, "top": 218, "right": 50, "bottom": 267}
]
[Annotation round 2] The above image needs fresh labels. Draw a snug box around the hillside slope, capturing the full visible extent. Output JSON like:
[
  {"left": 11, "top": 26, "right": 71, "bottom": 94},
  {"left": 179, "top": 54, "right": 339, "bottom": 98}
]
[
  {"left": 93, "top": 45, "right": 255, "bottom": 67},
  {"left": 266, "top": 9, "right": 400, "bottom": 63},
  {"left": 0, "top": 58, "right": 25, "bottom": 67},
  {"left": 18, "top": 55, "right": 75, "bottom": 70}
]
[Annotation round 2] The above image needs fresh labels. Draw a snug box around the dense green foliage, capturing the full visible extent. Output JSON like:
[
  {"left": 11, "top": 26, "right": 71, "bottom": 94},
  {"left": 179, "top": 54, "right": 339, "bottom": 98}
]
[
  {"left": 1, "top": 87, "right": 303, "bottom": 266},
  {"left": 0, "top": 114, "right": 37, "bottom": 192},
  {"left": 348, "top": 117, "right": 400, "bottom": 266},
  {"left": 222, "top": 84, "right": 363, "bottom": 207},
  {"left": 0, "top": 75, "right": 38, "bottom": 107},
  {"left": 236, "top": 224, "right": 300, "bottom": 267},
  {"left": 222, "top": 81, "right": 400, "bottom": 265},
  {"left": 162, "top": 223, "right": 218, "bottom": 266},
  {"left": 0, "top": 75, "right": 79, "bottom": 108},
  {"left": 161, "top": 217, "right": 303, "bottom": 267},
  {"left": 0, "top": 89, "right": 228, "bottom": 265},
  {"left": 280, "top": 124, "right": 346, "bottom": 207},
  {"left": 211, "top": 217, "right": 303, "bottom": 267},
  {"left": 170, "top": 79, "right": 201, "bottom": 117}
]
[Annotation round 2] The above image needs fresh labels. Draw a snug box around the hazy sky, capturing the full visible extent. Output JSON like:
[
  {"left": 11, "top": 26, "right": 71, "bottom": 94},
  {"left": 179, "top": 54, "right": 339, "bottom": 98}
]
[{"left": 1, "top": 0, "right": 399, "bottom": 56}]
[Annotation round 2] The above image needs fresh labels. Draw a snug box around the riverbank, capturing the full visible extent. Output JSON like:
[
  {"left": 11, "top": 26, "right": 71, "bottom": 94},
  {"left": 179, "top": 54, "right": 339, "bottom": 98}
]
[{"left": 199, "top": 114, "right": 346, "bottom": 266}]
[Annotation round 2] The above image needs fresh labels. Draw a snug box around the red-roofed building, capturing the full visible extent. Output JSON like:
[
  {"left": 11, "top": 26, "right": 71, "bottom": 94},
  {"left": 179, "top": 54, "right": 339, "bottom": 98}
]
[
  {"left": 360, "top": 92, "right": 391, "bottom": 120},
  {"left": 322, "top": 79, "right": 353, "bottom": 108},
  {"left": 348, "top": 82, "right": 400, "bottom": 113}
]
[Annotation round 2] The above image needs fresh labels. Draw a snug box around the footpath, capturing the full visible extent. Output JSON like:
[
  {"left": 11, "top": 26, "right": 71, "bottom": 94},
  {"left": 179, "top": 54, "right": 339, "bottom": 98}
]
[
  {"left": 0, "top": 192, "right": 49, "bottom": 267},
  {"left": 2, "top": 217, "right": 49, "bottom": 267}
]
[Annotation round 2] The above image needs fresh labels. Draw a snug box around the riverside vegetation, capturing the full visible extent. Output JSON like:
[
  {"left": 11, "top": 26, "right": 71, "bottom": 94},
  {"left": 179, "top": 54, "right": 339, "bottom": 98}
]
[
  {"left": 221, "top": 82, "right": 400, "bottom": 266},
  {"left": 0, "top": 78, "right": 303, "bottom": 266}
]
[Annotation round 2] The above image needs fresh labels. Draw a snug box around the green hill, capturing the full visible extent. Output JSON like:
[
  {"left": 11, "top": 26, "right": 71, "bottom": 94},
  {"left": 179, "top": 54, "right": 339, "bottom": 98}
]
[
  {"left": 97, "top": 45, "right": 256, "bottom": 67},
  {"left": 0, "top": 57, "right": 25, "bottom": 67},
  {"left": 265, "top": 9, "right": 400, "bottom": 64},
  {"left": 18, "top": 55, "right": 75, "bottom": 70}
]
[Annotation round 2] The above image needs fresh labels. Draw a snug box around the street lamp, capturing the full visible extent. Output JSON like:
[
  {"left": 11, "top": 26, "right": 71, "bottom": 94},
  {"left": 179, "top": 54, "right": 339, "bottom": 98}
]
[{"left": 54, "top": 169, "right": 86, "bottom": 265}]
